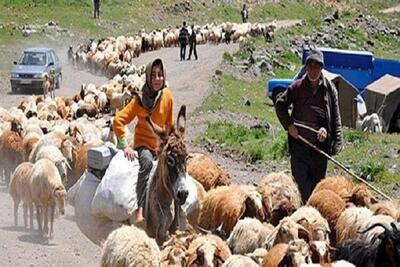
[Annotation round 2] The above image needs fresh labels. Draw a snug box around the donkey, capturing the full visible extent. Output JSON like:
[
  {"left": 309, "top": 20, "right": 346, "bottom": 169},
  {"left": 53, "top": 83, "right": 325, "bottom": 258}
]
[{"left": 144, "top": 105, "right": 190, "bottom": 245}]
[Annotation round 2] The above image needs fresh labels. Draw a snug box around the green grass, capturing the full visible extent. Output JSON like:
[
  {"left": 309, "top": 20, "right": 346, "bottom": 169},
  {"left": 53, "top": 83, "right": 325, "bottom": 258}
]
[
  {"left": 196, "top": 71, "right": 399, "bottom": 194},
  {"left": 198, "top": 74, "right": 279, "bottom": 125},
  {"left": 197, "top": 122, "right": 288, "bottom": 163}
]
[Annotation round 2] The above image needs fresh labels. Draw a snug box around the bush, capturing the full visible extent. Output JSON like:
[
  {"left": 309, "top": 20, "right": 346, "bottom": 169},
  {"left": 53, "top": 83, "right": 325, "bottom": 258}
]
[{"left": 358, "top": 159, "right": 385, "bottom": 181}]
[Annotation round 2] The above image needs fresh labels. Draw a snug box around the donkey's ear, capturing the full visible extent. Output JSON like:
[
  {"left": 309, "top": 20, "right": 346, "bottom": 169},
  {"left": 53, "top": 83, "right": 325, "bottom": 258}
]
[
  {"left": 176, "top": 105, "right": 186, "bottom": 136},
  {"left": 145, "top": 116, "right": 167, "bottom": 140}
]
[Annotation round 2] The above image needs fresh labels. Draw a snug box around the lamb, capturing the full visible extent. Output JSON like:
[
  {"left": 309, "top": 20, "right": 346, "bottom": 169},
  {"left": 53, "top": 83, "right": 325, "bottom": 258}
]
[
  {"left": 75, "top": 101, "right": 99, "bottom": 119},
  {"left": 290, "top": 206, "right": 331, "bottom": 242},
  {"left": 198, "top": 184, "right": 268, "bottom": 235},
  {"left": 222, "top": 255, "right": 259, "bottom": 267},
  {"left": 29, "top": 131, "right": 67, "bottom": 162},
  {"left": 357, "top": 215, "right": 395, "bottom": 243},
  {"left": 8, "top": 162, "right": 34, "bottom": 228},
  {"left": 258, "top": 172, "right": 302, "bottom": 225},
  {"left": 42, "top": 72, "right": 55, "bottom": 99},
  {"left": 335, "top": 206, "right": 373, "bottom": 242},
  {"left": 100, "top": 225, "right": 161, "bottom": 267},
  {"left": 185, "top": 234, "right": 231, "bottom": 266},
  {"left": 187, "top": 152, "right": 231, "bottom": 191},
  {"left": 264, "top": 217, "right": 310, "bottom": 250},
  {"left": 261, "top": 239, "right": 312, "bottom": 267},
  {"left": 370, "top": 200, "right": 400, "bottom": 221},
  {"left": 35, "top": 145, "right": 71, "bottom": 184},
  {"left": 22, "top": 132, "right": 41, "bottom": 161},
  {"left": 109, "top": 90, "right": 132, "bottom": 115},
  {"left": 307, "top": 189, "right": 346, "bottom": 242},
  {"left": 101, "top": 119, "right": 117, "bottom": 145},
  {"left": 160, "top": 230, "right": 196, "bottom": 267},
  {"left": 0, "top": 119, "right": 24, "bottom": 184},
  {"left": 312, "top": 176, "right": 377, "bottom": 207},
  {"left": 308, "top": 240, "right": 336, "bottom": 265},
  {"left": 227, "top": 217, "right": 274, "bottom": 255},
  {"left": 30, "top": 158, "right": 67, "bottom": 239}
]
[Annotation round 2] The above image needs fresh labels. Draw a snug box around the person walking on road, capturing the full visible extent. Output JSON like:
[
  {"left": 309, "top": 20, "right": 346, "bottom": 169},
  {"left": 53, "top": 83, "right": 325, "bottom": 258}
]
[
  {"left": 93, "top": 0, "right": 101, "bottom": 19},
  {"left": 187, "top": 25, "right": 198, "bottom": 60},
  {"left": 178, "top": 21, "right": 189, "bottom": 61},
  {"left": 241, "top": 4, "right": 249, "bottom": 23}
]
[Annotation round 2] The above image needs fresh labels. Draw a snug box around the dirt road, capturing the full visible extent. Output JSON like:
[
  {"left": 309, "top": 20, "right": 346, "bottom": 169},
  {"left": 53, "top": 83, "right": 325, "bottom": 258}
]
[
  {"left": 0, "top": 43, "right": 239, "bottom": 267},
  {"left": 0, "top": 20, "right": 300, "bottom": 266}
]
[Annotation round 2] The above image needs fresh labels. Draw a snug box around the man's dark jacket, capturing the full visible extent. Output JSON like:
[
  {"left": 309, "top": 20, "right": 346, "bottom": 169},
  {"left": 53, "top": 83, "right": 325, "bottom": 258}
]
[{"left": 275, "top": 74, "right": 343, "bottom": 156}]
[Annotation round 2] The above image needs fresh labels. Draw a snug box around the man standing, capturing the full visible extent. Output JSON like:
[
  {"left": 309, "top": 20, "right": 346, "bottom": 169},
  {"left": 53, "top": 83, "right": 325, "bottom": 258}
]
[
  {"left": 241, "top": 4, "right": 249, "bottom": 23},
  {"left": 275, "top": 49, "right": 342, "bottom": 203},
  {"left": 178, "top": 21, "right": 189, "bottom": 61},
  {"left": 187, "top": 25, "right": 198, "bottom": 60},
  {"left": 93, "top": 0, "right": 100, "bottom": 19}
]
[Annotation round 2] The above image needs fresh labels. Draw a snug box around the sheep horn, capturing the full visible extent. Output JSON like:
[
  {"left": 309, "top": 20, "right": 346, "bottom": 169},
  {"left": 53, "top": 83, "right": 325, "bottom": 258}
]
[
  {"left": 197, "top": 225, "right": 212, "bottom": 235},
  {"left": 65, "top": 160, "right": 72, "bottom": 170},
  {"left": 390, "top": 222, "right": 400, "bottom": 238},
  {"left": 358, "top": 223, "right": 391, "bottom": 235}
]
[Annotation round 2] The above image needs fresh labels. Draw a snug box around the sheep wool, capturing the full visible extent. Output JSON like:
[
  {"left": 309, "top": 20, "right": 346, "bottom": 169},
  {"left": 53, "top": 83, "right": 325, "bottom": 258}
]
[{"left": 101, "top": 225, "right": 160, "bottom": 267}]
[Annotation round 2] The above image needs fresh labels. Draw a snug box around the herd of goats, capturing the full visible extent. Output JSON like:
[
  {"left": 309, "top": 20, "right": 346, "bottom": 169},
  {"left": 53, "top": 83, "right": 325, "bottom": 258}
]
[{"left": 0, "top": 20, "right": 399, "bottom": 267}]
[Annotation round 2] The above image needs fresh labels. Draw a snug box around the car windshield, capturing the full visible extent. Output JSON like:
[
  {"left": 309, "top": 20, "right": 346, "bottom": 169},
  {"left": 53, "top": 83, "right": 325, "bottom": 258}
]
[{"left": 20, "top": 52, "right": 47, "bottom": 66}]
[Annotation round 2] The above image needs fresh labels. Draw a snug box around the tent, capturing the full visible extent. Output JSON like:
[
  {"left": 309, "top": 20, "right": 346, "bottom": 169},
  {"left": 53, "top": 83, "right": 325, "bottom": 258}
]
[
  {"left": 365, "top": 74, "right": 400, "bottom": 133},
  {"left": 322, "top": 70, "right": 359, "bottom": 128}
]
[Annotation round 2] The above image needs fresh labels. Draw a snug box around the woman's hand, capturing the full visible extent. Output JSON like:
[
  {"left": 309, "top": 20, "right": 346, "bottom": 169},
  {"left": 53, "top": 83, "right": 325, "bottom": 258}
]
[{"left": 124, "top": 147, "right": 136, "bottom": 161}]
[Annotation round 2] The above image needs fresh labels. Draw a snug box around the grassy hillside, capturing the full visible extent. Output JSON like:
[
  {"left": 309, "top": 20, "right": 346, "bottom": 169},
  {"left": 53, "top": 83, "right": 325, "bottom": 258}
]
[{"left": 0, "top": 0, "right": 399, "bottom": 194}]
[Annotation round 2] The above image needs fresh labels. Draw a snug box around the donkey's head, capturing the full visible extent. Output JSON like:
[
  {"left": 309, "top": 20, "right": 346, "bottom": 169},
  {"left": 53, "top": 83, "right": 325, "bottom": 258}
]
[{"left": 146, "top": 105, "right": 189, "bottom": 205}]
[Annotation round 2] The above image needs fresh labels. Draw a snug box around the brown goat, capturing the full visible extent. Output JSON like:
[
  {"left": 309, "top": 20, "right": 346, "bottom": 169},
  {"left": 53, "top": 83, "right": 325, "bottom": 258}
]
[
  {"left": 313, "top": 176, "right": 377, "bottom": 207},
  {"left": 198, "top": 184, "right": 267, "bottom": 235},
  {"left": 0, "top": 119, "right": 24, "bottom": 184},
  {"left": 258, "top": 172, "right": 302, "bottom": 226},
  {"left": 9, "top": 162, "right": 34, "bottom": 228},
  {"left": 307, "top": 189, "right": 346, "bottom": 244},
  {"left": 187, "top": 152, "right": 231, "bottom": 191},
  {"left": 185, "top": 234, "right": 231, "bottom": 267}
]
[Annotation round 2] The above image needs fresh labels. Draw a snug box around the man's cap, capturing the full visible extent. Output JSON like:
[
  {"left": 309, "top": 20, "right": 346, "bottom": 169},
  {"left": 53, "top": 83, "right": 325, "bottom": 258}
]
[{"left": 306, "top": 49, "right": 324, "bottom": 67}]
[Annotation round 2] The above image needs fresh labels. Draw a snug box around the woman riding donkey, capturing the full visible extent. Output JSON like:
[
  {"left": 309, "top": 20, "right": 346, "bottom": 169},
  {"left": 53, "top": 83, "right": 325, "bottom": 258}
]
[{"left": 113, "top": 58, "right": 175, "bottom": 227}]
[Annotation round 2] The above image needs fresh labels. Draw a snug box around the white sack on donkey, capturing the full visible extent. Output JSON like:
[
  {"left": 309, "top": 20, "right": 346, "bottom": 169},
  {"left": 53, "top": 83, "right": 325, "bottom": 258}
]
[
  {"left": 72, "top": 170, "right": 122, "bottom": 246},
  {"left": 91, "top": 150, "right": 143, "bottom": 221}
]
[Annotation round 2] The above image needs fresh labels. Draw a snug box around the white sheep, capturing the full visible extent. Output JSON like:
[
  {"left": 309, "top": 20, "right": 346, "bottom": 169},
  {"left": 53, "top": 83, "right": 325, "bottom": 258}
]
[
  {"left": 30, "top": 158, "right": 67, "bottom": 239},
  {"left": 335, "top": 206, "right": 373, "bottom": 242},
  {"left": 35, "top": 145, "right": 71, "bottom": 184},
  {"left": 29, "top": 131, "right": 67, "bottom": 162},
  {"left": 101, "top": 225, "right": 161, "bottom": 267},
  {"left": 264, "top": 217, "right": 309, "bottom": 250},
  {"left": 227, "top": 217, "right": 274, "bottom": 255},
  {"left": 290, "top": 206, "right": 331, "bottom": 242},
  {"left": 222, "top": 254, "right": 259, "bottom": 267},
  {"left": 110, "top": 90, "right": 132, "bottom": 115},
  {"left": 357, "top": 214, "right": 395, "bottom": 243}
]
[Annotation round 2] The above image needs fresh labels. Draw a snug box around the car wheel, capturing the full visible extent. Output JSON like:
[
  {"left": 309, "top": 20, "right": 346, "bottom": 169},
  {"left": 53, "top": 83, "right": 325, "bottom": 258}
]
[
  {"left": 56, "top": 73, "right": 62, "bottom": 89},
  {"left": 272, "top": 87, "right": 287, "bottom": 104}
]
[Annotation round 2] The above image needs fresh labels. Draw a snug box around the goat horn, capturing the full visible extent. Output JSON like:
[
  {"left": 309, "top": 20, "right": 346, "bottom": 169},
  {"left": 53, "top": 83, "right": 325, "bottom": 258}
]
[
  {"left": 358, "top": 223, "right": 391, "bottom": 235},
  {"left": 391, "top": 222, "right": 399, "bottom": 234},
  {"left": 197, "top": 225, "right": 212, "bottom": 235},
  {"left": 65, "top": 160, "right": 72, "bottom": 170}
]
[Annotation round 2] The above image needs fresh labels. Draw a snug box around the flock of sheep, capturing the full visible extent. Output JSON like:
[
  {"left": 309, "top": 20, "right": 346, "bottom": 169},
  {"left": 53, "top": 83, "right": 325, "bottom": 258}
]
[
  {"left": 1, "top": 19, "right": 399, "bottom": 267},
  {"left": 99, "top": 164, "right": 400, "bottom": 267},
  {"left": 71, "top": 21, "right": 277, "bottom": 78}
]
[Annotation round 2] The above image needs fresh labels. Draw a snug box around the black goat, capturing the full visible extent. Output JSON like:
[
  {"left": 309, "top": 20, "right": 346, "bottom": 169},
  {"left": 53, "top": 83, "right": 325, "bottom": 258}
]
[{"left": 332, "top": 222, "right": 400, "bottom": 267}]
